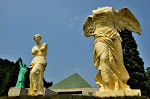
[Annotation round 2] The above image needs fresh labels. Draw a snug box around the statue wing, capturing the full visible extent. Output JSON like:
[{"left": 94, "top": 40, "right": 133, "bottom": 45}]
[
  {"left": 114, "top": 8, "right": 142, "bottom": 34},
  {"left": 83, "top": 15, "right": 94, "bottom": 37}
]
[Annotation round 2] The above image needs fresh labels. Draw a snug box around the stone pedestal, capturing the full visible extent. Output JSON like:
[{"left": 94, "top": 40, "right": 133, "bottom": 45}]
[
  {"left": 8, "top": 87, "right": 28, "bottom": 96},
  {"left": 95, "top": 89, "right": 141, "bottom": 97},
  {"left": 44, "top": 88, "right": 57, "bottom": 95},
  {"left": 8, "top": 87, "right": 57, "bottom": 96}
]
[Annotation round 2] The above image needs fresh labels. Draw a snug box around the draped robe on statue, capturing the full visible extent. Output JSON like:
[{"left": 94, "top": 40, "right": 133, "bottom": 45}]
[
  {"left": 83, "top": 7, "right": 142, "bottom": 91},
  {"left": 29, "top": 43, "right": 47, "bottom": 95}
]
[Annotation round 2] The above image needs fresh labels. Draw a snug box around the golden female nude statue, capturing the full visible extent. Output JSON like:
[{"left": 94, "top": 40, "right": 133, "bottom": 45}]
[
  {"left": 29, "top": 34, "right": 48, "bottom": 96},
  {"left": 83, "top": 7, "right": 141, "bottom": 91}
]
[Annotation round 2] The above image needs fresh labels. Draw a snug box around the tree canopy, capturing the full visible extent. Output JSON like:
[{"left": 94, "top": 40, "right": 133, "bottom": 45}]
[
  {"left": 0, "top": 58, "right": 53, "bottom": 96},
  {"left": 119, "top": 29, "right": 150, "bottom": 97}
]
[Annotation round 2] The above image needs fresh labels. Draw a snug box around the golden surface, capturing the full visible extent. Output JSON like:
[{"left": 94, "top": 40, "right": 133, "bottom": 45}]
[
  {"left": 29, "top": 34, "right": 47, "bottom": 96},
  {"left": 83, "top": 7, "right": 141, "bottom": 91},
  {"left": 95, "top": 89, "right": 141, "bottom": 97}
]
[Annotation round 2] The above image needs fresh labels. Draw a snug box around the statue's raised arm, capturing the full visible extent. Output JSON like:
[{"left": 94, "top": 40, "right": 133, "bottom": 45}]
[
  {"left": 15, "top": 58, "right": 27, "bottom": 88},
  {"left": 18, "top": 57, "right": 23, "bottom": 68}
]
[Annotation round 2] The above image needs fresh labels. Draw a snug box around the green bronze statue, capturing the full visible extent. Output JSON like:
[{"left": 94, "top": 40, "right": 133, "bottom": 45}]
[{"left": 15, "top": 58, "right": 27, "bottom": 88}]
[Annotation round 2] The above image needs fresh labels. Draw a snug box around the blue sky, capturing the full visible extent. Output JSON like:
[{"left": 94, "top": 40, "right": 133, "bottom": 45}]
[{"left": 0, "top": 0, "right": 150, "bottom": 87}]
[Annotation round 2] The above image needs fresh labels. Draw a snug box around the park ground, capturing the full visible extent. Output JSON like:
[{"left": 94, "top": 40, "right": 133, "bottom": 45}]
[{"left": 0, "top": 95, "right": 150, "bottom": 99}]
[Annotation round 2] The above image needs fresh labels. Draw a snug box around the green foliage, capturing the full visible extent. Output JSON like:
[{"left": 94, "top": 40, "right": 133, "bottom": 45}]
[
  {"left": 0, "top": 58, "right": 53, "bottom": 96},
  {"left": 0, "top": 59, "right": 19, "bottom": 96},
  {"left": 88, "top": 92, "right": 93, "bottom": 96},
  {"left": 44, "top": 78, "right": 53, "bottom": 88},
  {"left": 119, "top": 30, "right": 150, "bottom": 97},
  {"left": 146, "top": 67, "right": 150, "bottom": 82}
]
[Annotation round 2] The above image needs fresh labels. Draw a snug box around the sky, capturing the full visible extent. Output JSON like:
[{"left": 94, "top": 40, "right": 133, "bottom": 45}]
[{"left": 0, "top": 0, "right": 150, "bottom": 87}]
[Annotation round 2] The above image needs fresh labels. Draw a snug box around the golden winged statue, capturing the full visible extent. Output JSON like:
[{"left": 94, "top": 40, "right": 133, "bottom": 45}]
[{"left": 83, "top": 7, "right": 141, "bottom": 91}]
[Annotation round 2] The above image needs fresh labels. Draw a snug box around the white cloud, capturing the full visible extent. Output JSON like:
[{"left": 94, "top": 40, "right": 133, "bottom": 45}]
[
  {"left": 74, "top": 68, "right": 80, "bottom": 72},
  {"left": 74, "top": 16, "right": 79, "bottom": 20},
  {"left": 69, "top": 16, "right": 79, "bottom": 28}
]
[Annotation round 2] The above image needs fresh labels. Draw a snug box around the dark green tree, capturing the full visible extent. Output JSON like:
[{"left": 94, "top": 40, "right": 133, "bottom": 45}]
[
  {"left": 145, "top": 67, "right": 150, "bottom": 96},
  {"left": 44, "top": 78, "right": 53, "bottom": 88},
  {"left": 0, "top": 58, "right": 53, "bottom": 96},
  {"left": 119, "top": 29, "right": 149, "bottom": 96},
  {"left": 0, "top": 59, "right": 19, "bottom": 96},
  {"left": 146, "top": 67, "right": 150, "bottom": 83}
]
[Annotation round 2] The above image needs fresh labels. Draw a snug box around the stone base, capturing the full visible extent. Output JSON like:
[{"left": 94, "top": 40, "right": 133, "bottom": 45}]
[
  {"left": 8, "top": 87, "right": 28, "bottom": 96},
  {"left": 95, "top": 89, "right": 141, "bottom": 97},
  {"left": 44, "top": 88, "right": 57, "bottom": 95},
  {"left": 8, "top": 87, "right": 57, "bottom": 96},
  {"left": 50, "top": 87, "right": 99, "bottom": 96}
]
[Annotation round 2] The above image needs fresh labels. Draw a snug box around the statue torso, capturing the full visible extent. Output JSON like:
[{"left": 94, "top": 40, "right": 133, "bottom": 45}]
[
  {"left": 31, "top": 43, "right": 47, "bottom": 65},
  {"left": 92, "top": 7, "right": 120, "bottom": 40}
]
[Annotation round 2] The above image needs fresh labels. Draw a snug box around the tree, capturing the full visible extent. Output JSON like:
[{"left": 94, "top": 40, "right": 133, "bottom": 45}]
[
  {"left": 44, "top": 78, "right": 53, "bottom": 88},
  {"left": 119, "top": 29, "right": 149, "bottom": 96},
  {"left": 0, "top": 59, "right": 19, "bottom": 96},
  {"left": 145, "top": 67, "right": 150, "bottom": 96},
  {"left": 0, "top": 58, "right": 53, "bottom": 96}
]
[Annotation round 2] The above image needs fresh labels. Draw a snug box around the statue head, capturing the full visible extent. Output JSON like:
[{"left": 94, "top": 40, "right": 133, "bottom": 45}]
[
  {"left": 23, "top": 63, "right": 26, "bottom": 68},
  {"left": 34, "top": 34, "right": 42, "bottom": 43}
]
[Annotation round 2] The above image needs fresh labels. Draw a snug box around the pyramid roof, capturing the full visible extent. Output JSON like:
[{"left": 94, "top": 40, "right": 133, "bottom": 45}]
[{"left": 49, "top": 73, "right": 92, "bottom": 89}]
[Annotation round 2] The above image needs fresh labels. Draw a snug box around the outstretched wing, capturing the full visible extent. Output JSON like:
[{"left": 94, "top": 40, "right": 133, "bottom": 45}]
[
  {"left": 114, "top": 8, "right": 142, "bottom": 34},
  {"left": 83, "top": 15, "right": 94, "bottom": 37}
]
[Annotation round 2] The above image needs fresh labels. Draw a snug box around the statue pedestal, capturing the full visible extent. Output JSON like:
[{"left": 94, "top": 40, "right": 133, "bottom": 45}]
[
  {"left": 95, "top": 89, "right": 141, "bottom": 97},
  {"left": 8, "top": 87, "right": 57, "bottom": 96},
  {"left": 8, "top": 87, "right": 28, "bottom": 96}
]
